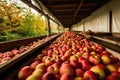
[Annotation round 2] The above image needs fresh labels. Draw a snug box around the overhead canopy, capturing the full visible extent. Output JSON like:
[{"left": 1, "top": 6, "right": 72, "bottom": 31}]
[{"left": 40, "top": 0, "right": 110, "bottom": 27}]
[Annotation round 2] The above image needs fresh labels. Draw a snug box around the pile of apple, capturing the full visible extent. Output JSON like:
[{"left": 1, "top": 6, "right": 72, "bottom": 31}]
[
  {"left": 18, "top": 32, "right": 120, "bottom": 80},
  {"left": 0, "top": 35, "right": 55, "bottom": 65}
]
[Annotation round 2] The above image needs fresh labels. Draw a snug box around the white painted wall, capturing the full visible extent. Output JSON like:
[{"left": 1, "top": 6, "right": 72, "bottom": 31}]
[{"left": 71, "top": 0, "right": 120, "bottom": 32}]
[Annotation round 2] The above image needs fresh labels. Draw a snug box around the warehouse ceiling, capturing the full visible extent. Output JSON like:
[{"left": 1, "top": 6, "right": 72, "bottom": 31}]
[{"left": 40, "top": 0, "right": 110, "bottom": 27}]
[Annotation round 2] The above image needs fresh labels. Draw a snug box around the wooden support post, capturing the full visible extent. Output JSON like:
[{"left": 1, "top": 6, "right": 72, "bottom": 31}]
[
  {"left": 47, "top": 15, "right": 51, "bottom": 36},
  {"left": 83, "top": 21, "right": 85, "bottom": 31},
  {"left": 109, "top": 10, "right": 112, "bottom": 33},
  {"left": 57, "top": 24, "right": 60, "bottom": 33}
]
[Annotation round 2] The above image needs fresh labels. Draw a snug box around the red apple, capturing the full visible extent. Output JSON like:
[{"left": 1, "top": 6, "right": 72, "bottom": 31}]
[
  {"left": 60, "top": 73, "right": 74, "bottom": 80},
  {"left": 18, "top": 66, "right": 34, "bottom": 80},
  {"left": 42, "top": 56, "right": 47, "bottom": 63},
  {"left": 61, "top": 55, "right": 69, "bottom": 61},
  {"left": 30, "top": 61, "right": 40, "bottom": 69},
  {"left": 47, "top": 63, "right": 60, "bottom": 74},
  {"left": 55, "top": 74, "right": 60, "bottom": 80},
  {"left": 75, "top": 68, "right": 84, "bottom": 77},
  {"left": 118, "top": 66, "right": 120, "bottom": 72},
  {"left": 111, "top": 71, "right": 120, "bottom": 79},
  {"left": 60, "top": 64, "right": 74, "bottom": 75},
  {"left": 101, "top": 50, "right": 110, "bottom": 56},
  {"left": 82, "top": 53, "right": 90, "bottom": 60},
  {"left": 78, "top": 57, "right": 85, "bottom": 63},
  {"left": 55, "top": 59, "right": 63, "bottom": 65},
  {"left": 96, "top": 64, "right": 107, "bottom": 71},
  {"left": 89, "top": 55, "right": 100, "bottom": 65},
  {"left": 106, "top": 75, "right": 116, "bottom": 80},
  {"left": 81, "top": 60, "right": 92, "bottom": 70},
  {"left": 83, "top": 70, "right": 97, "bottom": 80},
  {"left": 11, "top": 49, "right": 20, "bottom": 55},
  {"left": 41, "top": 72, "right": 56, "bottom": 80},
  {"left": 70, "top": 60, "right": 81, "bottom": 69}
]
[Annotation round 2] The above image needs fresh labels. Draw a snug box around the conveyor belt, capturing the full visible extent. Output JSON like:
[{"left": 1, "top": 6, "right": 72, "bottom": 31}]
[
  {"left": 0, "top": 33, "right": 62, "bottom": 80},
  {"left": 90, "top": 36, "right": 120, "bottom": 53}
]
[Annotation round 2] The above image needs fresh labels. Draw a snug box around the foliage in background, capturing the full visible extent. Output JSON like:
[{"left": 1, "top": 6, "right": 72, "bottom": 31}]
[{"left": 0, "top": 0, "right": 49, "bottom": 42}]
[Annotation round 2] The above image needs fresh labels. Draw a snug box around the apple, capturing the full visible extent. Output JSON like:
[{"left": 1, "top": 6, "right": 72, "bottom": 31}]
[
  {"left": 82, "top": 53, "right": 90, "bottom": 60},
  {"left": 101, "top": 55, "right": 111, "bottom": 64},
  {"left": 74, "top": 77, "right": 83, "bottom": 80},
  {"left": 11, "top": 49, "right": 20, "bottom": 55},
  {"left": 30, "top": 61, "right": 40, "bottom": 69},
  {"left": 52, "top": 55, "right": 59, "bottom": 61},
  {"left": 81, "top": 60, "right": 92, "bottom": 70},
  {"left": 75, "top": 68, "right": 84, "bottom": 77},
  {"left": 35, "top": 63, "right": 47, "bottom": 72},
  {"left": 60, "top": 63, "right": 74, "bottom": 75},
  {"left": 96, "top": 64, "right": 107, "bottom": 71},
  {"left": 78, "top": 57, "right": 85, "bottom": 63},
  {"left": 83, "top": 47, "right": 89, "bottom": 53},
  {"left": 55, "top": 59, "right": 63, "bottom": 65},
  {"left": 90, "top": 51, "right": 97, "bottom": 55},
  {"left": 26, "top": 75, "right": 38, "bottom": 80},
  {"left": 111, "top": 71, "right": 120, "bottom": 79},
  {"left": 64, "top": 50, "right": 72, "bottom": 57},
  {"left": 89, "top": 55, "right": 100, "bottom": 65},
  {"left": 18, "top": 66, "right": 34, "bottom": 80},
  {"left": 118, "top": 66, "right": 120, "bottom": 72},
  {"left": 75, "top": 52, "right": 82, "bottom": 58},
  {"left": 60, "top": 73, "right": 74, "bottom": 80},
  {"left": 106, "top": 75, "right": 116, "bottom": 80},
  {"left": 44, "top": 57, "right": 54, "bottom": 66},
  {"left": 106, "top": 64, "right": 117, "bottom": 72},
  {"left": 70, "top": 60, "right": 81, "bottom": 69},
  {"left": 42, "top": 56, "right": 47, "bottom": 63},
  {"left": 41, "top": 72, "right": 56, "bottom": 80},
  {"left": 69, "top": 55, "right": 78, "bottom": 62},
  {"left": 47, "top": 63, "right": 60, "bottom": 74},
  {"left": 90, "top": 65, "right": 105, "bottom": 79},
  {"left": 55, "top": 74, "right": 60, "bottom": 80},
  {"left": 110, "top": 55, "right": 119, "bottom": 63},
  {"left": 101, "top": 50, "right": 110, "bottom": 56},
  {"left": 47, "top": 49, "right": 53, "bottom": 56},
  {"left": 91, "top": 45, "right": 96, "bottom": 51},
  {"left": 32, "top": 69, "right": 44, "bottom": 79},
  {"left": 36, "top": 54, "right": 44, "bottom": 61},
  {"left": 83, "top": 70, "right": 97, "bottom": 80},
  {"left": 61, "top": 55, "right": 69, "bottom": 61}
]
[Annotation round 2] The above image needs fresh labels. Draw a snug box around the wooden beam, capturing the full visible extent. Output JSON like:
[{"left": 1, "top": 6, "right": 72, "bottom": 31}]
[
  {"left": 52, "top": 9, "right": 75, "bottom": 12},
  {"left": 73, "top": 0, "right": 84, "bottom": 19},
  {"left": 52, "top": 8, "right": 92, "bottom": 12},
  {"left": 35, "top": 0, "right": 43, "bottom": 10},
  {"left": 50, "top": 3, "right": 96, "bottom": 9},
  {"left": 50, "top": 4, "right": 78, "bottom": 8}
]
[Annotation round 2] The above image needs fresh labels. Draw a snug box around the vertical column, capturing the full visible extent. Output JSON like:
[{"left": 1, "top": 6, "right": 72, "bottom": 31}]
[
  {"left": 83, "top": 21, "right": 85, "bottom": 31},
  {"left": 109, "top": 10, "right": 112, "bottom": 33},
  {"left": 57, "top": 24, "right": 60, "bottom": 33},
  {"left": 47, "top": 15, "right": 51, "bottom": 36}
]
